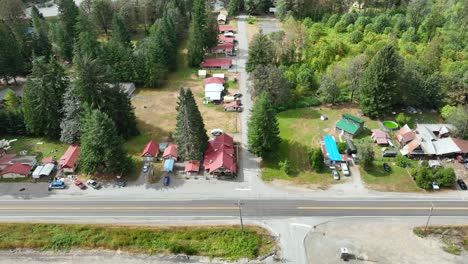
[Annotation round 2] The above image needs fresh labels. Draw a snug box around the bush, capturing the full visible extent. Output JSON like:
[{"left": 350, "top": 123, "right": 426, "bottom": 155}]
[
  {"left": 356, "top": 142, "right": 374, "bottom": 169},
  {"left": 395, "top": 113, "right": 411, "bottom": 126},
  {"left": 337, "top": 142, "right": 347, "bottom": 154},
  {"left": 395, "top": 155, "right": 410, "bottom": 168},
  {"left": 334, "top": 21, "right": 347, "bottom": 33},
  {"left": 278, "top": 159, "right": 291, "bottom": 175},
  {"left": 355, "top": 16, "right": 372, "bottom": 30},
  {"left": 440, "top": 105, "right": 456, "bottom": 120},
  {"left": 327, "top": 14, "right": 340, "bottom": 27},
  {"left": 434, "top": 167, "right": 456, "bottom": 187},
  {"left": 279, "top": 96, "right": 321, "bottom": 111},
  {"left": 415, "top": 166, "right": 433, "bottom": 189},
  {"left": 349, "top": 31, "right": 363, "bottom": 44},
  {"left": 309, "top": 148, "right": 324, "bottom": 172}
]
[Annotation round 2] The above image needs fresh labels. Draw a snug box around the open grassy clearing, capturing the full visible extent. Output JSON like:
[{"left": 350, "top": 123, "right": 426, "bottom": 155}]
[
  {"left": 261, "top": 106, "right": 379, "bottom": 188},
  {"left": 414, "top": 225, "right": 468, "bottom": 255},
  {"left": 0, "top": 223, "right": 275, "bottom": 260},
  {"left": 0, "top": 135, "right": 68, "bottom": 161},
  {"left": 359, "top": 160, "right": 421, "bottom": 192}
]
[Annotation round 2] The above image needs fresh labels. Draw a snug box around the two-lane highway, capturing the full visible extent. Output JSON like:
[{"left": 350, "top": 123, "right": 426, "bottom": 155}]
[{"left": 1, "top": 200, "right": 467, "bottom": 217}]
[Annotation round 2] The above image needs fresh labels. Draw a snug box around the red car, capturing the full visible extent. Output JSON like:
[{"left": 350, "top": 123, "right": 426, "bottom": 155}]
[{"left": 74, "top": 180, "right": 87, "bottom": 190}]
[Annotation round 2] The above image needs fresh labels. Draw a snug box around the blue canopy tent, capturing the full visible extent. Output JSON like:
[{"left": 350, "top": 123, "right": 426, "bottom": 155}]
[
  {"left": 323, "top": 135, "right": 342, "bottom": 162},
  {"left": 163, "top": 159, "right": 175, "bottom": 172}
]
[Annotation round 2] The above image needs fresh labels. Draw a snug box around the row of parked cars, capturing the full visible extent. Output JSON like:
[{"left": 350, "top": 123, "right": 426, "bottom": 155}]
[
  {"left": 331, "top": 163, "right": 350, "bottom": 180},
  {"left": 49, "top": 179, "right": 127, "bottom": 190}
]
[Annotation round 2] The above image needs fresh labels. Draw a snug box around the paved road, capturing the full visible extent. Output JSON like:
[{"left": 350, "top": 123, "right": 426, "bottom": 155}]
[{"left": 1, "top": 200, "right": 467, "bottom": 217}]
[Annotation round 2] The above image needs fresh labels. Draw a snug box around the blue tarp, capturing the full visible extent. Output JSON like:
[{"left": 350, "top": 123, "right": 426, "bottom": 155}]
[
  {"left": 163, "top": 159, "right": 175, "bottom": 172},
  {"left": 324, "top": 135, "right": 342, "bottom": 162}
]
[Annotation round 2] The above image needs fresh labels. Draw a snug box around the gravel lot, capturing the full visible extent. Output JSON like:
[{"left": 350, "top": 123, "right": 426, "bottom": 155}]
[{"left": 305, "top": 218, "right": 467, "bottom": 264}]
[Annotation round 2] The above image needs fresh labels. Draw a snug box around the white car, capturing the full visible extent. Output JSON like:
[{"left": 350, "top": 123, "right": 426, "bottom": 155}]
[
  {"left": 432, "top": 181, "right": 440, "bottom": 191},
  {"left": 143, "top": 164, "right": 150, "bottom": 172},
  {"left": 341, "top": 163, "right": 350, "bottom": 176}
]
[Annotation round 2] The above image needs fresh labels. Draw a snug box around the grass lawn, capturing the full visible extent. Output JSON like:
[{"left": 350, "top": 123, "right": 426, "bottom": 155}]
[
  {"left": 261, "top": 105, "right": 380, "bottom": 188},
  {"left": 414, "top": 225, "right": 468, "bottom": 255},
  {"left": 0, "top": 135, "right": 68, "bottom": 161},
  {"left": 0, "top": 223, "right": 275, "bottom": 260},
  {"left": 360, "top": 160, "right": 422, "bottom": 192}
]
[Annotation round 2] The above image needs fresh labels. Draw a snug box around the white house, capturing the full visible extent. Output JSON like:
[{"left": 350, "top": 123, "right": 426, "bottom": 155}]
[
  {"left": 204, "top": 83, "right": 224, "bottom": 101},
  {"left": 217, "top": 13, "right": 226, "bottom": 24}
]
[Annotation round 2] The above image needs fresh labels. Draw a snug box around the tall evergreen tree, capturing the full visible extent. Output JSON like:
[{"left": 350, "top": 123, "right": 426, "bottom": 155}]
[
  {"left": 228, "top": 0, "right": 243, "bottom": 16},
  {"left": 246, "top": 32, "right": 275, "bottom": 72},
  {"left": 359, "top": 45, "right": 401, "bottom": 118},
  {"left": 23, "top": 57, "right": 68, "bottom": 139},
  {"left": 56, "top": 0, "right": 80, "bottom": 60},
  {"left": 247, "top": 92, "right": 281, "bottom": 158},
  {"left": 30, "top": 6, "right": 52, "bottom": 58},
  {"left": 187, "top": 0, "right": 217, "bottom": 66},
  {"left": 60, "top": 85, "right": 82, "bottom": 144},
  {"left": 75, "top": 13, "right": 101, "bottom": 59},
  {"left": 79, "top": 107, "right": 133, "bottom": 174},
  {"left": 0, "top": 23, "right": 24, "bottom": 84},
  {"left": 100, "top": 39, "right": 135, "bottom": 82},
  {"left": 111, "top": 14, "right": 131, "bottom": 47},
  {"left": 174, "top": 87, "right": 209, "bottom": 160},
  {"left": 251, "top": 65, "right": 291, "bottom": 108}
]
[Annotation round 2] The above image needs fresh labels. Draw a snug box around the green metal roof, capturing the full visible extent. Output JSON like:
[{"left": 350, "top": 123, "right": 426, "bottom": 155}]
[
  {"left": 342, "top": 113, "right": 364, "bottom": 124},
  {"left": 336, "top": 119, "right": 360, "bottom": 135}
]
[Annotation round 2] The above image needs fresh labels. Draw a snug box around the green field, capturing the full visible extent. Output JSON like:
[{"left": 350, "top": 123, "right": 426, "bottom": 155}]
[
  {"left": 360, "top": 160, "right": 421, "bottom": 192},
  {"left": 0, "top": 223, "right": 275, "bottom": 260},
  {"left": 0, "top": 135, "right": 68, "bottom": 161}
]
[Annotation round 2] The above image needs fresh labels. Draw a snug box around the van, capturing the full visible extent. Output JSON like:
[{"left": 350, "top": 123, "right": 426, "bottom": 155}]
[
  {"left": 49, "top": 181, "right": 65, "bottom": 189},
  {"left": 342, "top": 163, "right": 350, "bottom": 176}
]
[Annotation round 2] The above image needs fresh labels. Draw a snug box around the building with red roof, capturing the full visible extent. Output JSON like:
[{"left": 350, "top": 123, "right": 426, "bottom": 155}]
[
  {"left": 162, "top": 144, "right": 178, "bottom": 160},
  {"left": 0, "top": 163, "right": 31, "bottom": 178},
  {"left": 0, "top": 153, "right": 16, "bottom": 170},
  {"left": 218, "top": 35, "right": 234, "bottom": 44},
  {"left": 58, "top": 145, "right": 80, "bottom": 173},
  {"left": 210, "top": 43, "right": 234, "bottom": 55},
  {"left": 203, "top": 77, "right": 225, "bottom": 85},
  {"left": 203, "top": 133, "right": 237, "bottom": 178},
  {"left": 141, "top": 140, "right": 159, "bottom": 162},
  {"left": 184, "top": 160, "right": 200, "bottom": 176},
  {"left": 371, "top": 129, "right": 390, "bottom": 145},
  {"left": 218, "top": 25, "right": 234, "bottom": 33},
  {"left": 201, "top": 58, "right": 232, "bottom": 69},
  {"left": 42, "top": 157, "right": 55, "bottom": 164}
]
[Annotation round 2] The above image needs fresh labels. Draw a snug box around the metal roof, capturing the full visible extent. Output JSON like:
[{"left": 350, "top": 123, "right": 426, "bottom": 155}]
[
  {"left": 336, "top": 119, "right": 360, "bottom": 135},
  {"left": 323, "top": 136, "right": 342, "bottom": 162}
]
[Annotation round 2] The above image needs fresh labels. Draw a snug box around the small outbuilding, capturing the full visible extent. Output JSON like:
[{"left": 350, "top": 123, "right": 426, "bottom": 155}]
[
  {"left": 217, "top": 13, "right": 227, "bottom": 24},
  {"left": 371, "top": 129, "right": 390, "bottom": 145},
  {"left": 42, "top": 157, "right": 55, "bottom": 164},
  {"left": 162, "top": 159, "right": 175, "bottom": 172},
  {"left": 335, "top": 114, "right": 365, "bottom": 138},
  {"left": 32, "top": 163, "right": 55, "bottom": 179},
  {"left": 185, "top": 160, "right": 200, "bottom": 176},
  {"left": 198, "top": 70, "right": 207, "bottom": 78},
  {"left": 141, "top": 140, "right": 159, "bottom": 162},
  {"left": 162, "top": 144, "right": 178, "bottom": 160}
]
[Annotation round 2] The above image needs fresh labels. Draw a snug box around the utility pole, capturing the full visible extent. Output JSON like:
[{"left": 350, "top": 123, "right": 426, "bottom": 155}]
[
  {"left": 236, "top": 200, "right": 244, "bottom": 237},
  {"left": 424, "top": 202, "right": 434, "bottom": 233}
]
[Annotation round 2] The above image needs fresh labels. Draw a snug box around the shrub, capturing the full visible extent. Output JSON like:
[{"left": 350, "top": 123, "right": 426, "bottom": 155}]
[
  {"left": 278, "top": 159, "right": 291, "bottom": 175},
  {"left": 355, "top": 16, "right": 372, "bottom": 30},
  {"left": 395, "top": 154, "right": 410, "bottom": 168},
  {"left": 434, "top": 167, "right": 456, "bottom": 187},
  {"left": 395, "top": 113, "right": 411, "bottom": 126},
  {"left": 309, "top": 148, "right": 324, "bottom": 172},
  {"left": 415, "top": 166, "right": 433, "bottom": 189},
  {"left": 373, "top": 14, "right": 391, "bottom": 33},
  {"left": 327, "top": 14, "right": 340, "bottom": 27},
  {"left": 356, "top": 142, "right": 374, "bottom": 169},
  {"left": 349, "top": 31, "right": 363, "bottom": 44},
  {"left": 440, "top": 105, "right": 456, "bottom": 120},
  {"left": 334, "top": 21, "right": 347, "bottom": 33},
  {"left": 337, "top": 142, "right": 347, "bottom": 154}
]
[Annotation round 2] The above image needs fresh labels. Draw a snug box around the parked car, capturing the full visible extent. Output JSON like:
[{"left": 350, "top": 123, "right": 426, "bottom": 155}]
[
  {"left": 341, "top": 163, "right": 350, "bottom": 176},
  {"left": 115, "top": 181, "right": 127, "bottom": 188},
  {"left": 86, "top": 179, "right": 101, "bottom": 189},
  {"left": 383, "top": 163, "right": 391, "bottom": 172},
  {"left": 163, "top": 175, "right": 170, "bottom": 186},
  {"left": 233, "top": 92, "right": 242, "bottom": 98},
  {"left": 432, "top": 181, "right": 440, "bottom": 190},
  {"left": 332, "top": 170, "right": 340, "bottom": 180},
  {"left": 382, "top": 149, "right": 397, "bottom": 157},
  {"left": 49, "top": 181, "right": 65, "bottom": 189},
  {"left": 74, "top": 180, "right": 87, "bottom": 190},
  {"left": 457, "top": 179, "right": 467, "bottom": 190},
  {"left": 211, "top": 128, "right": 223, "bottom": 136},
  {"left": 143, "top": 164, "right": 150, "bottom": 173}
]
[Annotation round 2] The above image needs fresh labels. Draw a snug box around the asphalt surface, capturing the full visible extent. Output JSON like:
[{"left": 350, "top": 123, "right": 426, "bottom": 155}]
[{"left": 1, "top": 200, "right": 467, "bottom": 217}]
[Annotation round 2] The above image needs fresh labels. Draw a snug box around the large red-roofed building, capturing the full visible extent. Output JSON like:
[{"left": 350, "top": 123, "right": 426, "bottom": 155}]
[
  {"left": 201, "top": 58, "right": 232, "bottom": 69},
  {"left": 0, "top": 163, "right": 31, "bottom": 178},
  {"left": 218, "top": 25, "right": 234, "bottom": 33},
  {"left": 58, "top": 145, "right": 80, "bottom": 173},
  {"left": 204, "top": 133, "right": 237, "bottom": 178}
]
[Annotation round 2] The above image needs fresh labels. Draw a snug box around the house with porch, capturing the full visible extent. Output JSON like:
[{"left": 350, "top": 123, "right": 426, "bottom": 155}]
[
  {"left": 141, "top": 140, "right": 159, "bottom": 162},
  {"left": 203, "top": 133, "right": 237, "bottom": 178}
]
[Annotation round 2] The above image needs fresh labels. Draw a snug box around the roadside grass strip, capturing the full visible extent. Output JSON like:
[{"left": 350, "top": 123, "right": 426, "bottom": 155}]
[{"left": 0, "top": 223, "right": 275, "bottom": 260}]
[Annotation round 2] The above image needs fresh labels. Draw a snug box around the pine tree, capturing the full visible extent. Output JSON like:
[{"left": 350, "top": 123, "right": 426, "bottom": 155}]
[
  {"left": 174, "top": 87, "right": 209, "bottom": 160},
  {"left": 228, "top": 0, "right": 243, "bottom": 16},
  {"left": 247, "top": 92, "right": 281, "bottom": 158},
  {"left": 75, "top": 13, "right": 101, "bottom": 59},
  {"left": 60, "top": 85, "right": 82, "bottom": 144},
  {"left": 30, "top": 6, "right": 51, "bottom": 58},
  {"left": 100, "top": 39, "right": 135, "bottom": 82},
  {"left": 2, "top": 90, "right": 19, "bottom": 109},
  {"left": 111, "top": 14, "right": 131, "bottom": 47},
  {"left": 79, "top": 107, "right": 133, "bottom": 174},
  {"left": 187, "top": 0, "right": 217, "bottom": 67},
  {"left": 187, "top": 20, "right": 205, "bottom": 67},
  {"left": 0, "top": 23, "right": 24, "bottom": 84},
  {"left": 56, "top": 0, "right": 80, "bottom": 60},
  {"left": 251, "top": 65, "right": 291, "bottom": 108},
  {"left": 359, "top": 45, "right": 401, "bottom": 118},
  {"left": 23, "top": 57, "right": 68, "bottom": 139},
  {"left": 246, "top": 32, "right": 275, "bottom": 72}
]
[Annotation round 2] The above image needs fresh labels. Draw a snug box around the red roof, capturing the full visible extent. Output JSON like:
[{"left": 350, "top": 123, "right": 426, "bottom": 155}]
[
  {"left": 141, "top": 140, "right": 158, "bottom": 157},
  {"left": 211, "top": 43, "right": 234, "bottom": 52},
  {"left": 0, "top": 154, "right": 16, "bottom": 166},
  {"left": 203, "top": 134, "right": 236, "bottom": 174},
  {"left": 162, "top": 144, "right": 178, "bottom": 159},
  {"left": 42, "top": 157, "right": 54, "bottom": 163},
  {"left": 452, "top": 138, "right": 468, "bottom": 153},
  {"left": 184, "top": 160, "right": 200, "bottom": 172},
  {"left": 58, "top": 145, "right": 80, "bottom": 169},
  {"left": 0, "top": 163, "right": 31, "bottom": 176},
  {"left": 218, "top": 36, "right": 234, "bottom": 43},
  {"left": 218, "top": 25, "right": 234, "bottom": 32},
  {"left": 203, "top": 77, "right": 225, "bottom": 85},
  {"left": 201, "top": 58, "right": 232, "bottom": 68},
  {"left": 224, "top": 100, "right": 241, "bottom": 108}
]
